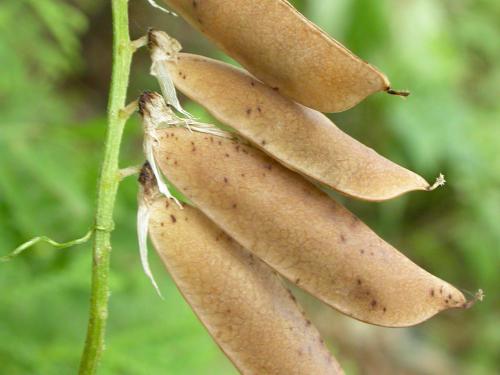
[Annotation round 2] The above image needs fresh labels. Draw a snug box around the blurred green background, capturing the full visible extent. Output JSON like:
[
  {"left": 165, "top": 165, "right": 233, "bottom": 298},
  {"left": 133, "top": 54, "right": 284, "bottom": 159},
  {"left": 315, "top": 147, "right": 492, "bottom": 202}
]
[{"left": 1, "top": 0, "right": 499, "bottom": 374}]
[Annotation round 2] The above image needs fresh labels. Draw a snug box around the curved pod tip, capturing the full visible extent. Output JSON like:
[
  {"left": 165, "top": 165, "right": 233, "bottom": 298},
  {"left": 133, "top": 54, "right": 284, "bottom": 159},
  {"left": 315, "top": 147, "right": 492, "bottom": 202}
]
[{"left": 386, "top": 88, "right": 411, "bottom": 98}]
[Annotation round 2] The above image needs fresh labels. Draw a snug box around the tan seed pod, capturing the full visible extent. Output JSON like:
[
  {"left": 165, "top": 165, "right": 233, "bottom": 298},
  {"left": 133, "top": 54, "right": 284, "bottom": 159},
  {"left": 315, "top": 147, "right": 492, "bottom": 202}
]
[
  {"left": 140, "top": 93, "right": 470, "bottom": 327},
  {"left": 160, "top": 0, "right": 404, "bottom": 112},
  {"left": 148, "top": 31, "right": 435, "bottom": 201},
  {"left": 138, "top": 164, "right": 344, "bottom": 375}
]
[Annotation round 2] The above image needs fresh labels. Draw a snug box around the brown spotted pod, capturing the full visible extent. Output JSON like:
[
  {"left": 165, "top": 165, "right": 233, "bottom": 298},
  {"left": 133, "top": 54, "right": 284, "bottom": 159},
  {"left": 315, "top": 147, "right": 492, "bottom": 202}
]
[
  {"left": 160, "top": 0, "right": 403, "bottom": 112},
  {"left": 138, "top": 164, "right": 343, "bottom": 375},
  {"left": 139, "top": 92, "right": 469, "bottom": 327},
  {"left": 147, "top": 31, "right": 435, "bottom": 201}
]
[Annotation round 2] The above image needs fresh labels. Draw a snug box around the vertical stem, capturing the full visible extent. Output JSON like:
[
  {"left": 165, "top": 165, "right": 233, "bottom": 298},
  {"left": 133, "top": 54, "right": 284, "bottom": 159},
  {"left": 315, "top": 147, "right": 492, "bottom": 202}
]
[{"left": 79, "top": 0, "right": 133, "bottom": 373}]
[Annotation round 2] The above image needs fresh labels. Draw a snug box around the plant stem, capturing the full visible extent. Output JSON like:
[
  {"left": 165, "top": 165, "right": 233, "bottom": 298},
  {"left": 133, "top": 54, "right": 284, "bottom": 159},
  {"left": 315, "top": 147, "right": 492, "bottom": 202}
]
[{"left": 79, "top": 1, "right": 133, "bottom": 373}]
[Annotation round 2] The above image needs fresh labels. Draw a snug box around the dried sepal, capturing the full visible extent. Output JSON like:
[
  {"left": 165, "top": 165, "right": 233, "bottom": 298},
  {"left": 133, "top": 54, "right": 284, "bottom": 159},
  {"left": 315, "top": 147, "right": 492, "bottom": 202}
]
[
  {"left": 137, "top": 163, "right": 164, "bottom": 297},
  {"left": 147, "top": 30, "right": 192, "bottom": 118},
  {"left": 139, "top": 92, "right": 183, "bottom": 207},
  {"left": 139, "top": 91, "right": 231, "bottom": 205}
]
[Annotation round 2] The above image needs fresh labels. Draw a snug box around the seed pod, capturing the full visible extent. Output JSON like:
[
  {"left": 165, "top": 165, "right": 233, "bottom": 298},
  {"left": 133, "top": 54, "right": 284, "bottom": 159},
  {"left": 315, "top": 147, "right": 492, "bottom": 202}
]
[
  {"left": 138, "top": 164, "right": 343, "bottom": 375},
  {"left": 140, "top": 93, "right": 469, "bottom": 327},
  {"left": 160, "top": 0, "right": 404, "bottom": 112},
  {"left": 148, "top": 31, "right": 433, "bottom": 201}
]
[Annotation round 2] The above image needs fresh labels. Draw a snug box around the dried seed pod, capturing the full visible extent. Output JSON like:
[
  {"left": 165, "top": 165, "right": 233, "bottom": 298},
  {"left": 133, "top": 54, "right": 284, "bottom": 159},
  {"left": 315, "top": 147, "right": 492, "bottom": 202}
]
[
  {"left": 147, "top": 32, "right": 433, "bottom": 201},
  {"left": 139, "top": 164, "right": 343, "bottom": 375},
  {"left": 160, "top": 0, "right": 402, "bottom": 112},
  {"left": 140, "top": 93, "right": 469, "bottom": 327}
]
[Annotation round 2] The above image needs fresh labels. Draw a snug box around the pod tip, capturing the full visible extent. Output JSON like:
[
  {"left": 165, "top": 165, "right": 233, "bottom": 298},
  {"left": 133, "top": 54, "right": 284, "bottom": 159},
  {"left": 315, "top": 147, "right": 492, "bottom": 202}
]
[
  {"left": 428, "top": 173, "right": 446, "bottom": 191},
  {"left": 386, "top": 88, "right": 411, "bottom": 98},
  {"left": 462, "top": 289, "right": 484, "bottom": 309}
]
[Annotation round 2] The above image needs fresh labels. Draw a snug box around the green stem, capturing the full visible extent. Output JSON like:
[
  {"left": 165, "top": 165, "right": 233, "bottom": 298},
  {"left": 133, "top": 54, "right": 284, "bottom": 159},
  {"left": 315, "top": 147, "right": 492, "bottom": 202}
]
[{"left": 79, "top": 1, "right": 133, "bottom": 373}]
